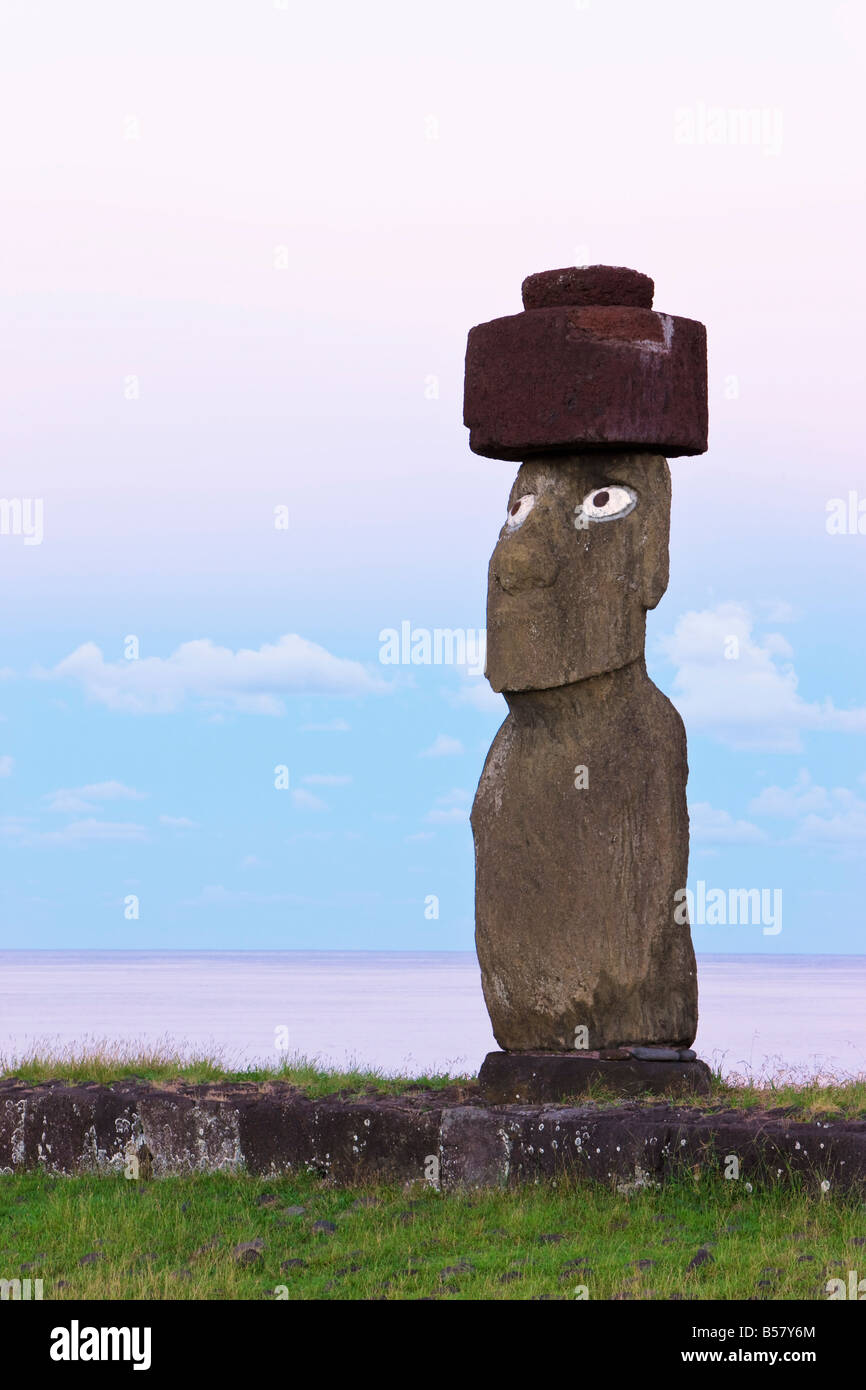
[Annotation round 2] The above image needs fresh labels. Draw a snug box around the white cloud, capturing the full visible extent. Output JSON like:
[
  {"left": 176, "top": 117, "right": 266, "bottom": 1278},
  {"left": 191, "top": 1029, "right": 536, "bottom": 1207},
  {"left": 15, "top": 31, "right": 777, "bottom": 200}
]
[
  {"left": 7, "top": 818, "right": 149, "bottom": 847},
  {"left": 0, "top": 755, "right": 13, "bottom": 776},
  {"left": 42, "top": 635, "right": 387, "bottom": 715},
  {"left": 759, "top": 599, "right": 797, "bottom": 623},
  {"left": 450, "top": 679, "right": 506, "bottom": 715},
  {"left": 405, "top": 830, "right": 435, "bottom": 842},
  {"left": 185, "top": 884, "right": 311, "bottom": 907},
  {"left": 0, "top": 816, "right": 31, "bottom": 839},
  {"left": 748, "top": 770, "right": 831, "bottom": 818},
  {"left": 46, "top": 780, "right": 146, "bottom": 814},
  {"left": 302, "top": 773, "right": 352, "bottom": 786},
  {"left": 688, "top": 801, "right": 767, "bottom": 845},
  {"left": 420, "top": 734, "right": 464, "bottom": 758},
  {"left": 793, "top": 804, "right": 866, "bottom": 845},
  {"left": 659, "top": 602, "right": 866, "bottom": 751},
  {"left": 748, "top": 772, "right": 866, "bottom": 847},
  {"left": 291, "top": 787, "right": 328, "bottom": 812},
  {"left": 426, "top": 787, "right": 471, "bottom": 824},
  {"left": 159, "top": 815, "right": 197, "bottom": 829}
]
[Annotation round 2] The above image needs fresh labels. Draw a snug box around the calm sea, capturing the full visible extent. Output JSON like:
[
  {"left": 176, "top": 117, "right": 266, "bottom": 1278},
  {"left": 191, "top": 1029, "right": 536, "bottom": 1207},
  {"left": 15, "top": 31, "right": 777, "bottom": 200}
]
[{"left": 0, "top": 951, "right": 863, "bottom": 1081}]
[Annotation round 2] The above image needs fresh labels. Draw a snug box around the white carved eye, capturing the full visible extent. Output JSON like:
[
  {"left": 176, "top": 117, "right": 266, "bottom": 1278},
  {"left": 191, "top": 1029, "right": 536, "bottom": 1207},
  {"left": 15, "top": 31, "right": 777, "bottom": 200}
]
[
  {"left": 578, "top": 485, "right": 636, "bottom": 523},
  {"left": 505, "top": 493, "right": 535, "bottom": 529}
]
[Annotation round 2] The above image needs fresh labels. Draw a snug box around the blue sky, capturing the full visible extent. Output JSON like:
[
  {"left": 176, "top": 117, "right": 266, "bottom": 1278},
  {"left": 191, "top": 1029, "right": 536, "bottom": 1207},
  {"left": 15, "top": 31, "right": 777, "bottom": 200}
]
[{"left": 1, "top": 0, "right": 865, "bottom": 953}]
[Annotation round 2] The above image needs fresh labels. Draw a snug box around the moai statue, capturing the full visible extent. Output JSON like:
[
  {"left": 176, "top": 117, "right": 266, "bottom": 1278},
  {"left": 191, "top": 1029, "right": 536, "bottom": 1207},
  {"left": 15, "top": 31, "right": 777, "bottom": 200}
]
[{"left": 463, "top": 266, "right": 711, "bottom": 1100}]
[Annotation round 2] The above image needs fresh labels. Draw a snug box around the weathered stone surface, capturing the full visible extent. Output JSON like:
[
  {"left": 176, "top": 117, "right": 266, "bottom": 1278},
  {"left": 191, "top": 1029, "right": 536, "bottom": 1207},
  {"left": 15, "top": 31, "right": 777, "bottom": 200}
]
[
  {"left": 477, "top": 1052, "right": 712, "bottom": 1104},
  {"left": 2, "top": 1081, "right": 864, "bottom": 1195},
  {"left": 439, "top": 1106, "right": 510, "bottom": 1188},
  {"left": 521, "top": 265, "right": 654, "bottom": 311},
  {"left": 626, "top": 1046, "right": 696, "bottom": 1062},
  {"left": 0, "top": 1079, "right": 440, "bottom": 1183},
  {"left": 0, "top": 1081, "right": 142, "bottom": 1174},
  {"left": 464, "top": 299, "right": 707, "bottom": 459},
  {"left": 236, "top": 1089, "right": 440, "bottom": 1182},
  {"left": 485, "top": 453, "right": 671, "bottom": 692},
  {"left": 472, "top": 655, "right": 696, "bottom": 1051},
  {"left": 466, "top": 269, "right": 705, "bottom": 1058}
]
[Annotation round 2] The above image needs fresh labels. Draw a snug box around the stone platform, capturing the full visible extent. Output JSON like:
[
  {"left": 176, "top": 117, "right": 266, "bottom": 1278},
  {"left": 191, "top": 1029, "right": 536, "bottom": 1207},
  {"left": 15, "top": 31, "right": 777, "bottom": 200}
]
[
  {"left": 2, "top": 1078, "right": 864, "bottom": 1193},
  {"left": 478, "top": 1050, "right": 713, "bottom": 1104}
]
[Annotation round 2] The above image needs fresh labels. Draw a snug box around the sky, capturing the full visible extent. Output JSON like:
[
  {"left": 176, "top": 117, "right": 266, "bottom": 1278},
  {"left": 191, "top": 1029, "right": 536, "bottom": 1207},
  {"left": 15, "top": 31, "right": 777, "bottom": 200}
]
[{"left": 1, "top": 0, "right": 865, "bottom": 953}]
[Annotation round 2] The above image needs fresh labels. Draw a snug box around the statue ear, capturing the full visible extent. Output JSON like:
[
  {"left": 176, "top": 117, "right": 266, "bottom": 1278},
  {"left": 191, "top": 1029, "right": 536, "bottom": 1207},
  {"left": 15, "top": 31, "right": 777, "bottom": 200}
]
[{"left": 639, "top": 459, "right": 672, "bottom": 611}]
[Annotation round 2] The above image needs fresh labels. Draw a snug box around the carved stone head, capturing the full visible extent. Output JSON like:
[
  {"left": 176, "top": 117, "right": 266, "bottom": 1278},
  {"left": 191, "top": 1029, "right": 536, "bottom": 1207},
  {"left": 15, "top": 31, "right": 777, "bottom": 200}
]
[{"left": 485, "top": 452, "right": 671, "bottom": 692}]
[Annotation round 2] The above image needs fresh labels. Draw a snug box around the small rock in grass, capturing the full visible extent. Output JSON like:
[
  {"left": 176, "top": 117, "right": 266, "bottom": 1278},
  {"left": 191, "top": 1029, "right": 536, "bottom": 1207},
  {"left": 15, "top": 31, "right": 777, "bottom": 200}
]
[
  {"left": 280, "top": 1258, "right": 308, "bottom": 1271},
  {"left": 256, "top": 1193, "right": 280, "bottom": 1208},
  {"left": 232, "top": 1239, "right": 265, "bottom": 1265},
  {"left": 687, "top": 1248, "right": 713, "bottom": 1272},
  {"left": 282, "top": 1205, "right": 307, "bottom": 1217},
  {"left": 192, "top": 1235, "right": 222, "bottom": 1257},
  {"left": 797, "top": 1254, "right": 816, "bottom": 1263},
  {"left": 635, "top": 1259, "right": 656, "bottom": 1269},
  {"left": 537, "top": 1232, "right": 565, "bottom": 1244},
  {"left": 311, "top": 1220, "right": 337, "bottom": 1235},
  {"left": 439, "top": 1261, "right": 475, "bottom": 1280},
  {"left": 351, "top": 1197, "right": 381, "bottom": 1210},
  {"left": 78, "top": 1252, "right": 104, "bottom": 1266}
]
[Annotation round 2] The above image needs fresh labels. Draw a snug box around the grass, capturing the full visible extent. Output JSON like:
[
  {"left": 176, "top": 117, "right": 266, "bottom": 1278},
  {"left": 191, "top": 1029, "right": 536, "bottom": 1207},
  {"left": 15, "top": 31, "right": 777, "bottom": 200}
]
[
  {"left": 2, "top": 1044, "right": 863, "bottom": 1301},
  {"left": 2, "top": 1040, "right": 864, "bottom": 1118},
  {"left": 0, "top": 1039, "right": 469, "bottom": 1098},
  {"left": 0, "top": 1169, "right": 862, "bottom": 1301}
]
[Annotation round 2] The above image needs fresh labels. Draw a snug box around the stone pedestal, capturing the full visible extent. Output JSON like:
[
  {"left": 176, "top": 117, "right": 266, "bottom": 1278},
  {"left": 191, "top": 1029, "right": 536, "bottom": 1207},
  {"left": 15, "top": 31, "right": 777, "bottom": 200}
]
[{"left": 478, "top": 1050, "right": 713, "bottom": 1104}]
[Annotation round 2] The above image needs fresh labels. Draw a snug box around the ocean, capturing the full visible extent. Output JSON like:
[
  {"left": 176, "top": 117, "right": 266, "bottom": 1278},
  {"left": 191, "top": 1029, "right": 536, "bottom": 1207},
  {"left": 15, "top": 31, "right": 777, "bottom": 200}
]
[{"left": 0, "top": 951, "right": 863, "bottom": 1081}]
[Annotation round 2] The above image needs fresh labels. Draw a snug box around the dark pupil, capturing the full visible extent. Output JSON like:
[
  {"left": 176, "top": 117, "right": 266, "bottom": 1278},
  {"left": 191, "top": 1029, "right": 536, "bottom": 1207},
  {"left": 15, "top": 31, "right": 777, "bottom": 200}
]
[
  {"left": 510, "top": 503, "right": 521, "bottom": 515},
  {"left": 593, "top": 491, "right": 610, "bottom": 507}
]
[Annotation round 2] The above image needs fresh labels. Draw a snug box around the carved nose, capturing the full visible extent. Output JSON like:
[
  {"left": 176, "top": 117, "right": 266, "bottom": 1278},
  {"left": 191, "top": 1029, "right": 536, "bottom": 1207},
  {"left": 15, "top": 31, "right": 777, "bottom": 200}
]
[{"left": 494, "top": 537, "right": 560, "bottom": 594}]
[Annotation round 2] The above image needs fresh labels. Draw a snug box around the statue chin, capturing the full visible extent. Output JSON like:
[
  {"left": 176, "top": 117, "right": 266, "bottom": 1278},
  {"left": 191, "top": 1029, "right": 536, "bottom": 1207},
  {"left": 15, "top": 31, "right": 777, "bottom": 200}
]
[{"left": 484, "top": 614, "right": 648, "bottom": 694}]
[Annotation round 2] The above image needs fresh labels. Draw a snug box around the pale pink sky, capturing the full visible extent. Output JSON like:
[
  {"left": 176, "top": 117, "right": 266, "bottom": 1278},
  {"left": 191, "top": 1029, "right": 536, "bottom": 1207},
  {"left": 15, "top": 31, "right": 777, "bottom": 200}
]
[{"left": 1, "top": 0, "right": 864, "bottom": 614}]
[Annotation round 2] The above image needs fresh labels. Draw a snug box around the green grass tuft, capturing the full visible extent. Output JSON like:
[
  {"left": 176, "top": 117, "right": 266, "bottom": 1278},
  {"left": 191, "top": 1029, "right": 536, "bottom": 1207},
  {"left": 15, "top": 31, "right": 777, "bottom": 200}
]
[{"left": 0, "top": 1038, "right": 470, "bottom": 1098}]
